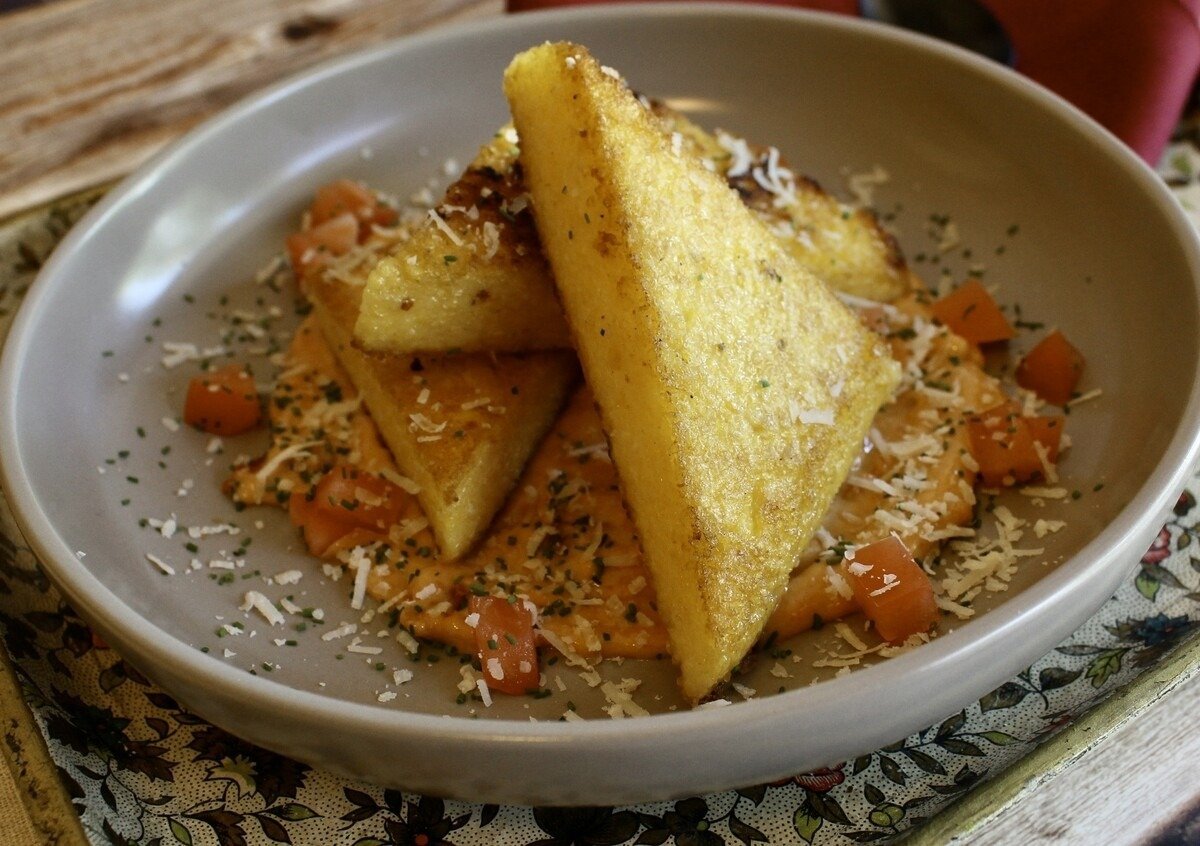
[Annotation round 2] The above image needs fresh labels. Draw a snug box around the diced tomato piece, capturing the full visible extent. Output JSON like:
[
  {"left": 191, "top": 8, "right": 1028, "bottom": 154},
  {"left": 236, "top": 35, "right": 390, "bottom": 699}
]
[
  {"left": 1026, "top": 414, "right": 1064, "bottom": 463},
  {"left": 931, "top": 279, "right": 1014, "bottom": 345},
  {"left": 843, "top": 535, "right": 938, "bottom": 643},
  {"left": 469, "top": 595, "right": 539, "bottom": 695},
  {"left": 967, "top": 401, "right": 1039, "bottom": 486},
  {"left": 312, "top": 466, "right": 407, "bottom": 531},
  {"left": 310, "top": 179, "right": 398, "bottom": 236},
  {"left": 287, "top": 182, "right": 397, "bottom": 275},
  {"left": 183, "top": 364, "right": 261, "bottom": 435},
  {"left": 285, "top": 212, "right": 358, "bottom": 275},
  {"left": 287, "top": 466, "right": 408, "bottom": 556},
  {"left": 288, "top": 491, "right": 354, "bottom": 557},
  {"left": 1016, "top": 330, "right": 1085, "bottom": 405},
  {"left": 966, "top": 400, "right": 1063, "bottom": 486},
  {"left": 310, "top": 180, "right": 376, "bottom": 226}
]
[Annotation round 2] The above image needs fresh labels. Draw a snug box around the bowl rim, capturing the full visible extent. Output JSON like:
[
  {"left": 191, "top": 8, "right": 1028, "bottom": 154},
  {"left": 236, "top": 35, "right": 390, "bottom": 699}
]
[{"left": 3, "top": 0, "right": 1200, "bottom": 771}]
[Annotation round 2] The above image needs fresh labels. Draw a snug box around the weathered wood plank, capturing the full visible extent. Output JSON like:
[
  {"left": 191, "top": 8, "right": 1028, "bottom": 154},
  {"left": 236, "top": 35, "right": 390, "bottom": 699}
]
[
  {"left": 968, "top": 674, "right": 1200, "bottom": 845},
  {"left": 0, "top": 0, "right": 501, "bottom": 219}
]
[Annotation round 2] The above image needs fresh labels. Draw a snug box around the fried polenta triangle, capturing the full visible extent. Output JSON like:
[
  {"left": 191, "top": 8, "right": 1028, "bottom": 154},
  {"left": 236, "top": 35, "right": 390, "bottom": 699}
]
[
  {"left": 505, "top": 43, "right": 901, "bottom": 700},
  {"left": 650, "top": 105, "right": 913, "bottom": 302},
  {"left": 303, "top": 261, "right": 577, "bottom": 559},
  {"left": 353, "top": 127, "right": 571, "bottom": 354}
]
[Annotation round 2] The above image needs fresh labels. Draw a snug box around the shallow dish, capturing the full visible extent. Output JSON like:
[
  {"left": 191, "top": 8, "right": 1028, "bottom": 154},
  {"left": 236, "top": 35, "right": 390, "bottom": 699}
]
[{"left": 3, "top": 5, "right": 1200, "bottom": 806}]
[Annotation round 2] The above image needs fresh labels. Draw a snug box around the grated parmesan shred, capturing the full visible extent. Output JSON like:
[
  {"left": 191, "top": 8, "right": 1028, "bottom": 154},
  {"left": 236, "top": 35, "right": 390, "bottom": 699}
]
[
  {"left": 241, "top": 591, "right": 284, "bottom": 626},
  {"left": 343, "top": 546, "right": 373, "bottom": 611},
  {"left": 254, "top": 440, "right": 322, "bottom": 484}
]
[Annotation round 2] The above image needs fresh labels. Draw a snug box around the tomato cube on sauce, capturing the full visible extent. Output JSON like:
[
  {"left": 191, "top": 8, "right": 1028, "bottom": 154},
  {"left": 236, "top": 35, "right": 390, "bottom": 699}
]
[
  {"left": 843, "top": 535, "right": 938, "bottom": 643},
  {"left": 310, "top": 179, "right": 398, "bottom": 235},
  {"left": 287, "top": 466, "right": 408, "bottom": 556},
  {"left": 285, "top": 212, "right": 359, "bottom": 275},
  {"left": 469, "top": 595, "right": 539, "bottom": 695},
  {"left": 966, "top": 400, "right": 1063, "bottom": 487},
  {"left": 1016, "top": 330, "right": 1085, "bottom": 406},
  {"left": 931, "top": 279, "right": 1014, "bottom": 345},
  {"left": 183, "top": 364, "right": 261, "bottom": 435}
]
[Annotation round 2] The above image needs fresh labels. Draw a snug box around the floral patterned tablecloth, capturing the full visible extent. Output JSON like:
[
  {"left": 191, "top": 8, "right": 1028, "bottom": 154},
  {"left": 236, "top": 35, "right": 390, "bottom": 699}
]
[{"left": 3, "top": 148, "right": 1200, "bottom": 845}]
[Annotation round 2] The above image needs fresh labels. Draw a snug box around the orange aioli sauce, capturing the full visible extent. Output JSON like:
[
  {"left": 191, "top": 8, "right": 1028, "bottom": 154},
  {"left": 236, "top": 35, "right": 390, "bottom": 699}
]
[{"left": 228, "top": 285, "right": 1002, "bottom": 663}]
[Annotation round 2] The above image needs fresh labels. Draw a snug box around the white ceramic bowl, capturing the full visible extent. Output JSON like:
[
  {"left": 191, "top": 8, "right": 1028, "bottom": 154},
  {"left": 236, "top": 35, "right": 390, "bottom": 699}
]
[{"left": 3, "top": 5, "right": 1200, "bottom": 806}]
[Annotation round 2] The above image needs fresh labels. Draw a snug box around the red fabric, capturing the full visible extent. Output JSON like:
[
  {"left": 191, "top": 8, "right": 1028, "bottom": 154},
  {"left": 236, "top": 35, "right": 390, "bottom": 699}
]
[
  {"left": 508, "top": 0, "right": 854, "bottom": 10},
  {"left": 505, "top": 0, "right": 1200, "bottom": 164},
  {"left": 982, "top": 0, "right": 1200, "bottom": 163}
]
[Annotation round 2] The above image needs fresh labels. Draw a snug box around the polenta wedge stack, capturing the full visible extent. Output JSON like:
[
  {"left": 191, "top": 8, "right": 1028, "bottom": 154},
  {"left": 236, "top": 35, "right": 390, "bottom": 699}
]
[
  {"left": 302, "top": 261, "right": 577, "bottom": 559},
  {"left": 354, "top": 127, "right": 571, "bottom": 354},
  {"left": 355, "top": 109, "right": 908, "bottom": 357},
  {"left": 505, "top": 43, "right": 901, "bottom": 700}
]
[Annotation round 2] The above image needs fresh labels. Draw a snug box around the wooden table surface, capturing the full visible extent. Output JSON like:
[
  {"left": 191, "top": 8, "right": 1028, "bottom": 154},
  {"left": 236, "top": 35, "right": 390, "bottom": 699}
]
[
  {"left": 2, "top": 1, "right": 1199, "bottom": 844},
  {"left": 0, "top": 0, "right": 501, "bottom": 220}
]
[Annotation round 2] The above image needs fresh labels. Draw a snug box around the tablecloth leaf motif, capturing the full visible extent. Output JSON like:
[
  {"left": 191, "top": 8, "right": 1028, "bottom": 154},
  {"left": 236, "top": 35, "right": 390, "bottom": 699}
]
[{"left": 1, "top": 187, "right": 1200, "bottom": 845}]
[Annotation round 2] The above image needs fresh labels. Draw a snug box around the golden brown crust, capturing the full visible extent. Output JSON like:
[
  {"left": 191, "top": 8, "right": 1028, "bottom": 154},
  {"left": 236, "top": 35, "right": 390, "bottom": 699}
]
[{"left": 506, "top": 42, "right": 901, "bottom": 700}]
